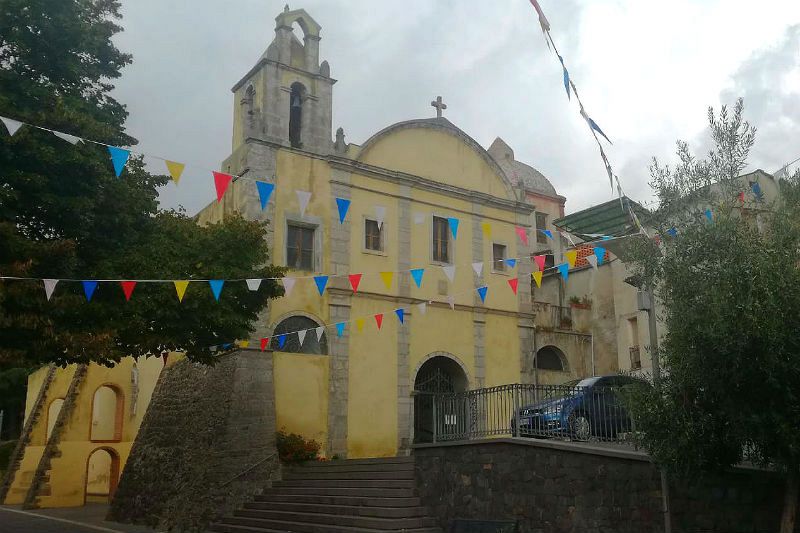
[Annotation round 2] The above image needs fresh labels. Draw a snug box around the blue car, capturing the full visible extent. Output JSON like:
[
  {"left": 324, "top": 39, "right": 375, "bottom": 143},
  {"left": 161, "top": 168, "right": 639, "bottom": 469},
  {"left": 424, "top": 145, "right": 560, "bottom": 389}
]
[{"left": 511, "top": 375, "right": 647, "bottom": 441}]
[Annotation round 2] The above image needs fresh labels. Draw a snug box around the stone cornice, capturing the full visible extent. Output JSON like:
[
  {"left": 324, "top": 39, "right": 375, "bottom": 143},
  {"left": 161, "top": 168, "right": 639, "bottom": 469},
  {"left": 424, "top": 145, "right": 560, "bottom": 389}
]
[{"left": 232, "top": 58, "right": 337, "bottom": 92}]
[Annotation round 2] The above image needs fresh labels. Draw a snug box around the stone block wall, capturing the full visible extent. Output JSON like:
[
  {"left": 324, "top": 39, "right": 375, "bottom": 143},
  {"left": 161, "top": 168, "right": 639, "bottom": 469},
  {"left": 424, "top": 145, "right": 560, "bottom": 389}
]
[
  {"left": 109, "top": 350, "right": 278, "bottom": 532},
  {"left": 414, "top": 439, "right": 796, "bottom": 533}
]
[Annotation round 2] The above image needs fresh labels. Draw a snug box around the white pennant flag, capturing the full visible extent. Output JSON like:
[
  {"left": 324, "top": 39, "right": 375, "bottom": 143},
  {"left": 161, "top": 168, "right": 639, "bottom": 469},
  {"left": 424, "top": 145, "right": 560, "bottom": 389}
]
[
  {"left": 281, "top": 277, "right": 296, "bottom": 297},
  {"left": 586, "top": 255, "right": 598, "bottom": 270},
  {"left": 315, "top": 326, "right": 325, "bottom": 342},
  {"left": 246, "top": 278, "right": 262, "bottom": 291},
  {"left": 53, "top": 131, "right": 81, "bottom": 145},
  {"left": 560, "top": 231, "right": 576, "bottom": 247},
  {"left": 472, "top": 262, "right": 484, "bottom": 277},
  {"left": 375, "top": 206, "right": 386, "bottom": 229},
  {"left": 1, "top": 117, "right": 23, "bottom": 136},
  {"left": 413, "top": 212, "right": 426, "bottom": 225},
  {"left": 417, "top": 302, "right": 427, "bottom": 315},
  {"left": 442, "top": 265, "right": 456, "bottom": 282},
  {"left": 296, "top": 190, "right": 312, "bottom": 217},
  {"left": 43, "top": 279, "right": 59, "bottom": 301},
  {"left": 297, "top": 329, "right": 307, "bottom": 346},
  {"left": 446, "top": 296, "right": 455, "bottom": 310}
]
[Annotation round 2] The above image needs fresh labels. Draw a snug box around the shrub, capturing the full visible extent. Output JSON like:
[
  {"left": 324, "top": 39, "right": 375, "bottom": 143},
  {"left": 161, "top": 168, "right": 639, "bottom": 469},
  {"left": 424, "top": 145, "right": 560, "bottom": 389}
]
[{"left": 276, "top": 430, "right": 320, "bottom": 464}]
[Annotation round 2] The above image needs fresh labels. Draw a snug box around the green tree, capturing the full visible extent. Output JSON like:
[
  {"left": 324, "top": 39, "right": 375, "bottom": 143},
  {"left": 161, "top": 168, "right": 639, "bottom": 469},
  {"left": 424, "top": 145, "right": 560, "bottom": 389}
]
[
  {"left": 0, "top": 0, "right": 283, "bottom": 368},
  {"left": 629, "top": 99, "right": 800, "bottom": 532}
]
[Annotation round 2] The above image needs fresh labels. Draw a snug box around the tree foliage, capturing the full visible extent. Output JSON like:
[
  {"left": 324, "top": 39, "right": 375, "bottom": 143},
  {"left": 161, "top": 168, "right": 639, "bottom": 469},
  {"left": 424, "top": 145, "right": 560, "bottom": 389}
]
[{"left": 0, "top": 0, "right": 283, "bottom": 368}]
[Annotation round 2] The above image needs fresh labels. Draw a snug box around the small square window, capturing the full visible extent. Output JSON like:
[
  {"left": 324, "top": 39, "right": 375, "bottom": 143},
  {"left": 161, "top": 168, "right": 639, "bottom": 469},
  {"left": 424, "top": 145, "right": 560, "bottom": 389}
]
[
  {"left": 364, "top": 219, "right": 384, "bottom": 252},
  {"left": 492, "top": 243, "right": 507, "bottom": 272},
  {"left": 535, "top": 212, "right": 548, "bottom": 244},
  {"left": 287, "top": 224, "right": 314, "bottom": 271},
  {"left": 432, "top": 216, "right": 450, "bottom": 263}
]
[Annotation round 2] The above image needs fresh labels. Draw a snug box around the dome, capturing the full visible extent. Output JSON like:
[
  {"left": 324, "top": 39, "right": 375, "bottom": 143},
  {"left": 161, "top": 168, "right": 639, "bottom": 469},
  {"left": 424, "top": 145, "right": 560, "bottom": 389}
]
[{"left": 488, "top": 137, "right": 558, "bottom": 198}]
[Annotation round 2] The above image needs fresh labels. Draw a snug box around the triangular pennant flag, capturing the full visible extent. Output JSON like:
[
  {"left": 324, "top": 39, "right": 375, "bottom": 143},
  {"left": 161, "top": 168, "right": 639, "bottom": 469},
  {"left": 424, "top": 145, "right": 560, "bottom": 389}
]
[
  {"left": 335, "top": 198, "right": 351, "bottom": 223},
  {"left": 222, "top": 343, "right": 232, "bottom": 350},
  {"left": 281, "top": 277, "right": 296, "bottom": 297},
  {"left": 165, "top": 161, "right": 185, "bottom": 184},
  {"left": 508, "top": 278, "right": 519, "bottom": 295},
  {"left": 277, "top": 334, "right": 287, "bottom": 349},
  {"left": 349, "top": 273, "right": 362, "bottom": 293},
  {"left": 472, "top": 262, "right": 484, "bottom": 277},
  {"left": 120, "top": 281, "right": 137, "bottom": 301},
  {"left": 562, "top": 65, "right": 571, "bottom": 100},
  {"left": 297, "top": 330, "right": 307, "bottom": 346},
  {"left": 53, "top": 131, "right": 81, "bottom": 145},
  {"left": 442, "top": 265, "right": 456, "bottom": 282},
  {"left": 667, "top": 227, "right": 678, "bottom": 237},
  {"left": 256, "top": 181, "right": 275, "bottom": 209},
  {"left": 296, "top": 190, "right": 312, "bottom": 216},
  {"left": 43, "top": 279, "right": 59, "bottom": 301},
  {"left": 417, "top": 302, "right": 427, "bottom": 315},
  {"left": 481, "top": 222, "right": 492, "bottom": 238},
  {"left": 446, "top": 296, "right": 455, "bottom": 310},
  {"left": 260, "top": 338, "right": 269, "bottom": 351},
  {"left": 380, "top": 271, "right": 394, "bottom": 290},
  {"left": 174, "top": 280, "right": 189, "bottom": 302},
  {"left": 560, "top": 231, "right": 576, "bottom": 247},
  {"left": 83, "top": 281, "right": 98, "bottom": 302},
  {"left": 213, "top": 171, "right": 232, "bottom": 202},
  {"left": 594, "top": 247, "right": 606, "bottom": 265},
  {"left": 589, "top": 117, "right": 612, "bottom": 144},
  {"left": 515, "top": 226, "right": 529, "bottom": 245},
  {"left": 477, "top": 286, "right": 488, "bottom": 303},
  {"left": 413, "top": 212, "right": 426, "bottom": 224},
  {"left": 107, "top": 146, "right": 130, "bottom": 177},
  {"left": 410, "top": 268, "right": 424, "bottom": 288},
  {"left": 534, "top": 255, "right": 546, "bottom": 272},
  {"left": 705, "top": 208, "right": 713, "bottom": 222},
  {"left": 541, "top": 229, "right": 553, "bottom": 240},
  {"left": 336, "top": 322, "right": 345, "bottom": 337},
  {"left": 356, "top": 318, "right": 365, "bottom": 332},
  {"left": 0, "top": 116, "right": 23, "bottom": 136},
  {"left": 738, "top": 191, "right": 746, "bottom": 204},
  {"left": 375, "top": 313, "right": 384, "bottom": 330},
  {"left": 246, "top": 278, "right": 262, "bottom": 291},
  {"left": 751, "top": 182, "right": 763, "bottom": 200},
  {"left": 557, "top": 263, "right": 569, "bottom": 281},
  {"left": 315, "top": 326, "right": 325, "bottom": 342},
  {"left": 314, "top": 275, "right": 329, "bottom": 295},
  {"left": 375, "top": 206, "right": 386, "bottom": 229},
  {"left": 395, "top": 308, "right": 405, "bottom": 324},
  {"left": 447, "top": 217, "right": 459, "bottom": 239},
  {"left": 504, "top": 258, "right": 517, "bottom": 268},
  {"left": 532, "top": 271, "right": 543, "bottom": 288},
  {"left": 530, "top": 0, "right": 551, "bottom": 31},
  {"left": 565, "top": 250, "right": 578, "bottom": 268},
  {"left": 209, "top": 279, "right": 224, "bottom": 301},
  {"left": 586, "top": 255, "right": 598, "bottom": 270},
  {"left": 237, "top": 340, "right": 250, "bottom": 349}
]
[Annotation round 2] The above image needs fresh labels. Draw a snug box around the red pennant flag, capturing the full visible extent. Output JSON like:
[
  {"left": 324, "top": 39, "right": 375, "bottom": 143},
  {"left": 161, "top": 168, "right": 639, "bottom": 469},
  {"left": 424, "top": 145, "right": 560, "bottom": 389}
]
[
  {"left": 508, "top": 278, "right": 519, "bottom": 295},
  {"left": 213, "top": 171, "right": 233, "bottom": 202},
  {"left": 738, "top": 191, "right": 745, "bottom": 204},
  {"left": 515, "top": 226, "right": 529, "bottom": 245},
  {"left": 260, "top": 338, "right": 269, "bottom": 351},
  {"left": 534, "top": 255, "right": 546, "bottom": 272},
  {"left": 375, "top": 313, "right": 384, "bottom": 330},
  {"left": 349, "top": 273, "right": 362, "bottom": 293},
  {"left": 120, "top": 281, "right": 137, "bottom": 301}
]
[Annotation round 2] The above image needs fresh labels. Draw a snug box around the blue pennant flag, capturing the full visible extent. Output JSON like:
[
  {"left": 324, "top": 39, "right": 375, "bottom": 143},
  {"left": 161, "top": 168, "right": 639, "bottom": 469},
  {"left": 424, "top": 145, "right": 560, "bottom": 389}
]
[
  {"left": 314, "top": 275, "right": 329, "bottom": 295},
  {"left": 588, "top": 118, "right": 612, "bottom": 144},
  {"left": 751, "top": 182, "right": 763, "bottom": 200},
  {"left": 209, "top": 279, "right": 224, "bottom": 301},
  {"left": 557, "top": 263, "right": 570, "bottom": 281},
  {"left": 107, "top": 146, "right": 130, "bottom": 177},
  {"left": 562, "top": 66, "right": 570, "bottom": 99},
  {"left": 222, "top": 342, "right": 233, "bottom": 350},
  {"left": 277, "top": 334, "right": 287, "bottom": 349},
  {"left": 336, "top": 322, "right": 345, "bottom": 337},
  {"left": 667, "top": 227, "right": 678, "bottom": 237},
  {"left": 477, "top": 286, "right": 488, "bottom": 303},
  {"left": 410, "top": 268, "right": 424, "bottom": 288},
  {"left": 335, "top": 198, "right": 351, "bottom": 223},
  {"left": 82, "top": 280, "right": 98, "bottom": 302},
  {"left": 594, "top": 247, "right": 606, "bottom": 266},
  {"left": 505, "top": 258, "right": 517, "bottom": 268},
  {"left": 256, "top": 181, "right": 275, "bottom": 209},
  {"left": 395, "top": 308, "right": 405, "bottom": 324},
  {"left": 448, "top": 217, "right": 459, "bottom": 239},
  {"left": 540, "top": 229, "right": 553, "bottom": 240},
  {"left": 705, "top": 208, "right": 713, "bottom": 222}
]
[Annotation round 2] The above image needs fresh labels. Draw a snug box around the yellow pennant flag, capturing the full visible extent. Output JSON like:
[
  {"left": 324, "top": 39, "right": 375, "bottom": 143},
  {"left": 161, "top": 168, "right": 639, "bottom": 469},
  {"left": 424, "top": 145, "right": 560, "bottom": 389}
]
[
  {"left": 380, "top": 271, "right": 394, "bottom": 290},
  {"left": 481, "top": 222, "right": 492, "bottom": 238},
  {"left": 165, "top": 160, "right": 185, "bottom": 185},
  {"left": 174, "top": 280, "right": 190, "bottom": 302},
  {"left": 532, "top": 271, "right": 543, "bottom": 288},
  {"left": 565, "top": 250, "right": 578, "bottom": 268},
  {"left": 236, "top": 340, "right": 250, "bottom": 348},
  {"left": 356, "top": 318, "right": 365, "bottom": 332}
]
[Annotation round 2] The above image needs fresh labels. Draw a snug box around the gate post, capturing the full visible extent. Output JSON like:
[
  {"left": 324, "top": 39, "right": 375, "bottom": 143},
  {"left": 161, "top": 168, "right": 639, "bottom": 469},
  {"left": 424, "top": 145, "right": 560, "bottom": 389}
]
[{"left": 512, "top": 386, "right": 521, "bottom": 438}]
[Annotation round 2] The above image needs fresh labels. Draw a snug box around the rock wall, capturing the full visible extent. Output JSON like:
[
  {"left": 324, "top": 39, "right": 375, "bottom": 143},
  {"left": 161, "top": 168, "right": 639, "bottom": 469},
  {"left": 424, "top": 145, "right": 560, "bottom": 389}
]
[
  {"left": 109, "top": 350, "right": 278, "bottom": 532},
  {"left": 414, "top": 439, "right": 796, "bottom": 533}
]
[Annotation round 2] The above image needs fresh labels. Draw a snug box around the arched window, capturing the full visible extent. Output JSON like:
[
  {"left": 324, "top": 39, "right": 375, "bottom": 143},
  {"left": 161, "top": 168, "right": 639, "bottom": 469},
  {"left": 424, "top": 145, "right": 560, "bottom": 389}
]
[
  {"left": 46, "top": 398, "right": 64, "bottom": 440},
  {"left": 289, "top": 82, "right": 305, "bottom": 148},
  {"left": 90, "top": 385, "right": 123, "bottom": 442},
  {"left": 271, "top": 315, "right": 327, "bottom": 354},
  {"left": 243, "top": 84, "right": 255, "bottom": 116},
  {"left": 536, "top": 346, "right": 567, "bottom": 371},
  {"left": 85, "top": 447, "right": 120, "bottom": 504}
]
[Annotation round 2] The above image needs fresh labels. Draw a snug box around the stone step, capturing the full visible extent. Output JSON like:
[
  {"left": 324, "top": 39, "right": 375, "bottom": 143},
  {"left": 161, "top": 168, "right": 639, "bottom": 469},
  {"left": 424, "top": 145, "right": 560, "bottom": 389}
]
[
  {"left": 286, "top": 462, "right": 415, "bottom": 475},
  {"left": 302, "top": 457, "right": 414, "bottom": 467},
  {"left": 214, "top": 515, "right": 441, "bottom": 533},
  {"left": 262, "top": 486, "right": 416, "bottom": 498},
  {"left": 283, "top": 469, "right": 413, "bottom": 481},
  {"left": 274, "top": 479, "right": 415, "bottom": 489},
  {"left": 254, "top": 493, "right": 422, "bottom": 508},
  {"left": 234, "top": 509, "right": 437, "bottom": 530},
  {"left": 244, "top": 501, "right": 431, "bottom": 519}
]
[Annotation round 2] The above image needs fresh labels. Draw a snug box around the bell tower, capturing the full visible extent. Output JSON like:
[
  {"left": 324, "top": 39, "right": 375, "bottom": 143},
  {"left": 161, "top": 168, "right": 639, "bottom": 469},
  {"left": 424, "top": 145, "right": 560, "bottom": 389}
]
[{"left": 229, "top": 5, "right": 334, "bottom": 173}]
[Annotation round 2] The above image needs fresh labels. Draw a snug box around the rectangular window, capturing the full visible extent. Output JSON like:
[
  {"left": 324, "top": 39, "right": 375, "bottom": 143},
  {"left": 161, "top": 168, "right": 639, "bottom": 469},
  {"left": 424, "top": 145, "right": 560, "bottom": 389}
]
[
  {"left": 492, "top": 243, "right": 507, "bottom": 272},
  {"left": 432, "top": 216, "right": 450, "bottom": 263},
  {"left": 536, "top": 212, "right": 548, "bottom": 244},
  {"left": 364, "top": 219, "right": 383, "bottom": 252},
  {"left": 286, "top": 224, "right": 314, "bottom": 270}
]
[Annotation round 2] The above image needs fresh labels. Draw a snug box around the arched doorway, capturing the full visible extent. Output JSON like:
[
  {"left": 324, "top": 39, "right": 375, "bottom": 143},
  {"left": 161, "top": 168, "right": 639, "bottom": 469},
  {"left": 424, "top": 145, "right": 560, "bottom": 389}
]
[
  {"left": 85, "top": 447, "right": 120, "bottom": 504},
  {"left": 412, "top": 355, "right": 469, "bottom": 443},
  {"left": 46, "top": 398, "right": 64, "bottom": 440}
]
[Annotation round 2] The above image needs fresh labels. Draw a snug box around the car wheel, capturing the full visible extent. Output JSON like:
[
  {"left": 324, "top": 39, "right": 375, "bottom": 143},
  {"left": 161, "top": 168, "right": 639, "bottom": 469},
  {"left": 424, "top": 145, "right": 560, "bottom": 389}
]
[{"left": 569, "top": 413, "right": 591, "bottom": 441}]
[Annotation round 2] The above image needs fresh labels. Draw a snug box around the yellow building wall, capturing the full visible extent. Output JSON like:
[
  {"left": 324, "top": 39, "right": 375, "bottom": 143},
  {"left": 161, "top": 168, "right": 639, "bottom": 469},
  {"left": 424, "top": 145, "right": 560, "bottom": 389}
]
[
  {"left": 273, "top": 352, "right": 329, "bottom": 455},
  {"left": 484, "top": 314, "right": 522, "bottom": 387}
]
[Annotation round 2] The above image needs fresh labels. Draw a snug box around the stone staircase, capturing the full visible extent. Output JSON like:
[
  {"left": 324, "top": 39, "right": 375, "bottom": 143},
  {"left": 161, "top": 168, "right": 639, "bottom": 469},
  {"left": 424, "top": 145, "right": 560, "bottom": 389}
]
[{"left": 210, "top": 456, "right": 442, "bottom": 533}]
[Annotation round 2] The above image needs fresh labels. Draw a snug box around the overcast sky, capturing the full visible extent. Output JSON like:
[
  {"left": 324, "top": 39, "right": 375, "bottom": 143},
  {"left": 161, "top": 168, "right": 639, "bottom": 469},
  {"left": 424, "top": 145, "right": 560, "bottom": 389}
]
[{"left": 110, "top": 0, "right": 800, "bottom": 216}]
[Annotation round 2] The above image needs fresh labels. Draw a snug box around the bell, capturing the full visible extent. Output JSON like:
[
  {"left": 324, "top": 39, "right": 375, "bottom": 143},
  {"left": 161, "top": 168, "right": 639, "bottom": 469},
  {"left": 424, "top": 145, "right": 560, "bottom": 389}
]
[{"left": 291, "top": 95, "right": 301, "bottom": 108}]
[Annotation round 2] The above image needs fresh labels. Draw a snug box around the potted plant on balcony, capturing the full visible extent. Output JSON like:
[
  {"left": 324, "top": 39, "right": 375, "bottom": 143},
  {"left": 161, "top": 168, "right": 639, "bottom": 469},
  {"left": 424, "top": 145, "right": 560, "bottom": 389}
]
[{"left": 569, "top": 295, "right": 592, "bottom": 310}]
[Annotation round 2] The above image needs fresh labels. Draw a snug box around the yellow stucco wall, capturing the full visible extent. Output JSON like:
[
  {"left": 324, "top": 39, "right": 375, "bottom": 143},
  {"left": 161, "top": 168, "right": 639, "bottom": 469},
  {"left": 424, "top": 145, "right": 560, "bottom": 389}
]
[{"left": 273, "top": 351, "right": 329, "bottom": 455}]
